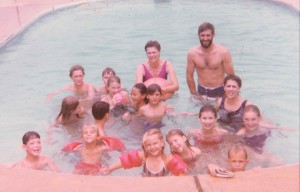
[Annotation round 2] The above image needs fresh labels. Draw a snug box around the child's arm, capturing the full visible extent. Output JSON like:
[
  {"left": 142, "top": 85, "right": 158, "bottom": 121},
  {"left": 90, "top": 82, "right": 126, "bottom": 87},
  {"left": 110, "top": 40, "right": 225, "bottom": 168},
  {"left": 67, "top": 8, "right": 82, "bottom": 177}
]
[
  {"left": 166, "top": 154, "right": 188, "bottom": 176},
  {"left": 259, "top": 121, "right": 295, "bottom": 131},
  {"left": 45, "top": 156, "right": 60, "bottom": 172},
  {"left": 207, "top": 163, "right": 227, "bottom": 176},
  {"left": 46, "top": 85, "right": 70, "bottom": 101},
  {"left": 236, "top": 127, "right": 246, "bottom": 136}
]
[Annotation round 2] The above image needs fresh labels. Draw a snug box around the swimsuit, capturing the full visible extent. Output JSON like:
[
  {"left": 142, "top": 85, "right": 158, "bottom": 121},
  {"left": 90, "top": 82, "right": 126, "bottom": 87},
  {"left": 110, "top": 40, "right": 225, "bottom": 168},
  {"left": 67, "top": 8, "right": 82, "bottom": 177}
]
[
  {"left": 143, "top": 121, "right": 165, "bottom": 131},
  {"left": 142, "top": 61, "right": 168, "bottom": 82},
  {"left": 242, "top": 131, "right": 270, "bottom": 153},
  {"left": 74, "top": 162, "right": 102, "bottom": 175},
  {"left": 193, "top": 133, "right": 223, "bottom": 145},
  {"left": 218, "top": 98, "right": 248, "bottom": 131},
  {"left": 142, "top": 160, "right": 169, "bottom": 177},
  {"left": 197, "top": 84, "right": 224, "bottom": 98}
]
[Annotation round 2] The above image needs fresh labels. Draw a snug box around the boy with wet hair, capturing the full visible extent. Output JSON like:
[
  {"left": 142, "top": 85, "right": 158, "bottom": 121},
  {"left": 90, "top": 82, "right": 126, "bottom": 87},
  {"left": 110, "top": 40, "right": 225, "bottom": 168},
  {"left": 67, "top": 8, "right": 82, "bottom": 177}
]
[
  {"left": 14, "top": 131, "right": 59, "bottom": 171},
  {"left": 92, "top": 101, "right": 110, "bottom": 136},
  {"left": 97, "top": 67, "right": 116, "bottom": 94}
]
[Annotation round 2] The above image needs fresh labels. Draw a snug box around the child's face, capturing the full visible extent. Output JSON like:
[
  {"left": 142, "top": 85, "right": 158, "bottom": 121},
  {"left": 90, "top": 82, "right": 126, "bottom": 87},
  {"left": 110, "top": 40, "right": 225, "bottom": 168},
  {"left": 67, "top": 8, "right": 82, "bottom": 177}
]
[
  {"left": 228, "top": 151, "right": 248, "bottom": 172},
  {"left": 224, "top": 79, "right": 240, "bottom": 98},
  {"left": 199, "top": 111, "right": 216, "bottom": 130},
  {"left": 102, "top": 72, "right": 113, "bottom": 86},
  {"left": 71, "top": 70, "right": 84, "bottom": 86},
  {"left": 107, "top": 82, "right": 121, "bottom": 96},
  {"left": 23, "top": 137, "right": 42, "bottom": 157},
  {"left": 143, "top": 134, "right": 164, "bottom": 157},
  {"left": 147, "top": 90, "right": 161, "bottom": 105},
  {"left": 131, "top": 87, "right": 145, "bottom": 104},
  {"left": 82, "top": 127, "right": 99, "bottom": 143},
  {"left": 243, "top": 111, "right": 260, "bottom": 132},
  {"left": 167, "top": 134, "right": 187, "bottom": 154}
]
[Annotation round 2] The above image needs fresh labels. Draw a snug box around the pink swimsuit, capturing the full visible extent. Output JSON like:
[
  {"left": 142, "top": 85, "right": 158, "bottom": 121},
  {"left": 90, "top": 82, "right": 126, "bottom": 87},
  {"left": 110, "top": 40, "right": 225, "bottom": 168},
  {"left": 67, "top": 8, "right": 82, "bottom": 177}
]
[{"left": 142, "top": 61, "right": 168, "bottom": 82}]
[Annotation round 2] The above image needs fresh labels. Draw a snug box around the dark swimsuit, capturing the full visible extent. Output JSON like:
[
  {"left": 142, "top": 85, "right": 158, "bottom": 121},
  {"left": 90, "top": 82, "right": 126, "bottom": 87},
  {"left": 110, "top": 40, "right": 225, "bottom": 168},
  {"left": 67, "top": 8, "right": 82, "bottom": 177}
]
[
  {"left": 142, "top": 161, "right": 169, "bottom": 177},
  {"left": 197, "top": 84, "right": 224, "bottom": 98},
  {"left": 142, "top": 61, "right": 168, "bottom": 82},
  {"left": 218, "top": 98, "right": 248, "bottom": 131},
  {"left": 242, "top": 131, "right": 270, "bottom": 153}
]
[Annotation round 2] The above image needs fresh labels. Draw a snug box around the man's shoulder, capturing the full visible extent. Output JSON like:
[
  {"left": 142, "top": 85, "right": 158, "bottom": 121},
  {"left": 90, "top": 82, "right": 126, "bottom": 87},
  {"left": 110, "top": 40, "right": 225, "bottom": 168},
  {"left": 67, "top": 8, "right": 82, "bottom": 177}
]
[{"left": 213, "top": 43, "right": 229, "bottom": 53}]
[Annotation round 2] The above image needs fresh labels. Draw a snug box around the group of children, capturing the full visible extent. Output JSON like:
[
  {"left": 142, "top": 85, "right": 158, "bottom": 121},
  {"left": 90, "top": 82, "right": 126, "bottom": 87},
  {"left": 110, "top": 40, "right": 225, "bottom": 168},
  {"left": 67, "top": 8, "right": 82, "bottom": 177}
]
[{"left": 13, "top": 64, "right": 291, "bottom": 178}]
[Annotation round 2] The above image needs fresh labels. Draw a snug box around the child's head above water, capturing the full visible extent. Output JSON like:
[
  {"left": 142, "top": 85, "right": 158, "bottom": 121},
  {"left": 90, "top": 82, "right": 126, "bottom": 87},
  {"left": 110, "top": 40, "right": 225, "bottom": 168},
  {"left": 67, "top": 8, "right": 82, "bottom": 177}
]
[
  {"left": 57, "top": 96, "right": 79, "bottom": 122},
  {"left": 22, "top": 131, "right": 40, "bottom": 145},
  {"left": 82, "top": 124, "right": 100, "bottom": 143},
  {"left": 131, "top": 83, "right": 148, "bottom": 104},
  {"left": 166, "top": 129, "right": 192, "bottom": 154},
  {"left": 102, "top": 67, "right": 116, "bottom": 86},
  {"left": 69, "top": 65, "right": 85, "bottom": 77},
  {"left": 92, "top": 101, "right": 110, "bottom": 120},
  {"left": 142, "top": 129, "right": 165, "bottom": 157},
  {"left": 242, "top": 104, "right": 261, "bottom": 131},
  {"left": 227, "top": 143, "right": 248, "bottom": 172}
]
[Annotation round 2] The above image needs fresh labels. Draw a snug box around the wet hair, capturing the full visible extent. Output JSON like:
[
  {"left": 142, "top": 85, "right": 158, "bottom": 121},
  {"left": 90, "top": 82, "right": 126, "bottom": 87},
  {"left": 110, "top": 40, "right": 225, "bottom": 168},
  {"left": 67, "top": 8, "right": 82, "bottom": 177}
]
[
  {"left": 144, "top": 40, "right": 161, "bottom": 52},
  {"left": 92, "top": 101, "right": 110, "bottom": 120},
  {"left": 166, "top": 129, "right": 193, "bottom": 152},
  {"left": 69, "top": 65, "right": 85, "bottom": 77},
  {"left": 228, "top": 143, "right": 248, "bottom": 159},
  {"left": 142, "top": 129, "right": 165, "bottom": 158},
  {"left": 133, "top": 83, "right": 149, "bottom": 104},
  {"left": 56, "top": 96, "right": 79, "bottom": 124},
  {"left": 22, "top": 131, "right": 40, "bottom": 145},
  {"left": 107, "top": 75, "right": 121, "bottom": 87},
  {"left": 224, "top": 74, "right": 242, "bottom": 88},
  {"left": 198, "top": 22, "right": 215, "bottom": 35},
  {"left": 243, "top": 104, "right": 261, "bottom": 117},
  {"left": 102, "top": 67, "right": 116, "bottom": 77},
  {"left": 199, "top": 104, "right": 217, "bottom": 118},
  {"left": 147, "top": 83, "right": 162, "bottom": 95}
]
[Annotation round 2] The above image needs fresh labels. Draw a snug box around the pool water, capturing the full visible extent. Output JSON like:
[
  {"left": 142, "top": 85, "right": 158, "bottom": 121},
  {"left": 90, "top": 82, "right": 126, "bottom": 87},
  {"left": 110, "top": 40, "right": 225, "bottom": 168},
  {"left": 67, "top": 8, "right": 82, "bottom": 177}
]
[{"left": 0, "top": 0, "right": 298, "bottom": 175}]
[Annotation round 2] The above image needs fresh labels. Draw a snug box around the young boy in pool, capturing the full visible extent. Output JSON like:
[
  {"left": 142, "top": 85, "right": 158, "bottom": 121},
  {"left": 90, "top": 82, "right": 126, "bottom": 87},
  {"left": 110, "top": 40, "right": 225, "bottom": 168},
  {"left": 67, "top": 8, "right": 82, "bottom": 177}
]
[
  {"left": 207, "top": 143, "right": 248, "bottom": 177},
  {"left": 97, "top": 67, "right": 116, "bottom": 94},
  {"left": 136, "top": 83, "right": 174, "bottom": 130},
  {"left": 14, "top": 131, "right": 59, "bottom": 172},
  {"left": 92, "top": 101, "right": 110, "bottom": 136}
]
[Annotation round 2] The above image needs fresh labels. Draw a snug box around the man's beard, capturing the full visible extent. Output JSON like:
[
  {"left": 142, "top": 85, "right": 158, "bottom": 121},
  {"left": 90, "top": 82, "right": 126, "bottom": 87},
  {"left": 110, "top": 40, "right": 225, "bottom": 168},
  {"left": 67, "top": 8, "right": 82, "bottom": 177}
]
[{"left": 200, "top": 39, "right": 213, "bottom": 48}]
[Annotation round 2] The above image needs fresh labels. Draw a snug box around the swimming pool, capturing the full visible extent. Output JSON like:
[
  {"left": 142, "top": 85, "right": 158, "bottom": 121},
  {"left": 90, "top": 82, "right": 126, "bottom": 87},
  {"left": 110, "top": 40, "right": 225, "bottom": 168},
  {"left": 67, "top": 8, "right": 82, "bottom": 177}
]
[{"left": 0, "top": 0, "right": 298, "bottom": 175}]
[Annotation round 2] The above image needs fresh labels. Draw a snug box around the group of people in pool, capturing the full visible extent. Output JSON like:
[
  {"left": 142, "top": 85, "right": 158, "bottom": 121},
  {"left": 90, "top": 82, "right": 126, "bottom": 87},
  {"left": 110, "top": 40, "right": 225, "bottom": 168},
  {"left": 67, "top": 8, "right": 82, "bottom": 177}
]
[{"left": 13, "top": 22, "right": 291, "bottom": 177}]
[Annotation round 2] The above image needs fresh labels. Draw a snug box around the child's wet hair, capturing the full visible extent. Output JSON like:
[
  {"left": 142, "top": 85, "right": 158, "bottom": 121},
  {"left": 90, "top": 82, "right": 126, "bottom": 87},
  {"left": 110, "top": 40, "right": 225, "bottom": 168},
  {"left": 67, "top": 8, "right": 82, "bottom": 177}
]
[
  {"left": 92, "top": 101, "right": 110, "bottom": 120},
  {"left": 56, "top": 96, "right": 79, "bottom": 124},
  {"left": 102, "top": 67, "right": 116, "bottom": 77},
  {"left": 228, "top": 143, "right": 248, "bottom": 159},
  {"left": 133, "top": 83, "right": 149, "bottom": 103},
  {"left": 22, "top": 131, "right": 40, "bottom": 144},
  {"left": 82, "top": 124, "right": 99, "bottom": 135},
  {"left": 243, "top": 104, "right": 261, "bottom": 117},
  {"left": 107, "top": 75, "right": 121, "bottom": 87},
  {"left": 166, "top": 129, "right": 193, "bottom": 151},
  {"left": 199, "top": 104, "right": 217, "bottom": 118},
  {"left": 69, "top": 64, "right": 85, "bottom": 77},
  {"left": 147, "top": 83, "right": 162, "bottom": 95}
]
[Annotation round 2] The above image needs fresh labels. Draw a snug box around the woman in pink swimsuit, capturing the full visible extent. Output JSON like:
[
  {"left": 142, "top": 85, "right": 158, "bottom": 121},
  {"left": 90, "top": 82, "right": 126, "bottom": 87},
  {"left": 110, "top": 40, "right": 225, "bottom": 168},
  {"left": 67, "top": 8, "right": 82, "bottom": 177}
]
[{"left": 135, "top": 40, "right": 179, "bottom": 100}]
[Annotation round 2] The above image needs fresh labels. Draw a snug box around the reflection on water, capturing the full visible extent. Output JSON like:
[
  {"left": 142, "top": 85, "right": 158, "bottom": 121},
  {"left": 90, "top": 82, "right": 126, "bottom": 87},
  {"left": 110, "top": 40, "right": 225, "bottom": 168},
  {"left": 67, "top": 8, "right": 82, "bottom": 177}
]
[{"left": 0, "top": 0, "right": 298, "bottom": 175}]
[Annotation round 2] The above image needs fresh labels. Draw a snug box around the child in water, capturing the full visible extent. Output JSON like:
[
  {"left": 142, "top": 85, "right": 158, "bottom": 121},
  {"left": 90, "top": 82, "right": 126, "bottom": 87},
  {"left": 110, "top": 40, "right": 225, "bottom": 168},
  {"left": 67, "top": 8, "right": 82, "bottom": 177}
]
[
  {"left": 55, "top": 95, "right": 86, "bottom": 125},
  {"left": 207, "top": 143, "right": 248, "bottom": 177},
  {"left": 100, "top": 75, "right": 130, "bottom": 117},
  {"left": 97, "top": 67, "right": 116, "bottom": 94},
  {"left": 92, "top": 101, "right": 110, "bottom": 137},
  {"left": 236, "top": 104, "right": 293, "bottom": 153},
  {"left": 166, "top": 129, "right": 201, "bottom": 164},
  {"left": 136, "top": 83, "right": 174, "bottom": 130},
  {"left": 62, "top": 124, "right": 109, "bottom": 175},
  {"left": 14, "top": 131, "right": 59, "bottom": 171},
  {"left": 104, "top": 129, "right": 188, "bottom": 176},
  {"left": 188, "top": 105, "right": 228, "bottom": 145},
  {"left": 122, "top": 83, "right": 148, "bottom": 121}
]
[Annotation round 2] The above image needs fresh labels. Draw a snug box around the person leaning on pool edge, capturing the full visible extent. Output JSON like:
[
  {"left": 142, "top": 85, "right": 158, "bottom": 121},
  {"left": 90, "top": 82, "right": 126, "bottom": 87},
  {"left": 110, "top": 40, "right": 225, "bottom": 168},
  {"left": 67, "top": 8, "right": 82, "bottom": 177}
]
[{"left": 186, "top": 22, "right": 234, "bottom": 99}]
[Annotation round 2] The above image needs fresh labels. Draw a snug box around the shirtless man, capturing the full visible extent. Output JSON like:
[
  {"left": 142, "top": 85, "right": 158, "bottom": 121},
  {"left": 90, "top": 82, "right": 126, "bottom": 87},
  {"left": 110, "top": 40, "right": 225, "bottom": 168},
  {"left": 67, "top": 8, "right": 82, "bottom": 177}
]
[{"left": 186, "top": 22, "right": 234, "bottom": 99}]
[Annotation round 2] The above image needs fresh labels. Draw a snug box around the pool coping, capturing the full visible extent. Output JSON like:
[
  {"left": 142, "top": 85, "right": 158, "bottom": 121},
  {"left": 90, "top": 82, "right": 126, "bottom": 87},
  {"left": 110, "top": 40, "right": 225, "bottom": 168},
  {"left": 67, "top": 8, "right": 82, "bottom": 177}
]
[{"left": 1, "top": 163, "right": 299, "bottom": 192}]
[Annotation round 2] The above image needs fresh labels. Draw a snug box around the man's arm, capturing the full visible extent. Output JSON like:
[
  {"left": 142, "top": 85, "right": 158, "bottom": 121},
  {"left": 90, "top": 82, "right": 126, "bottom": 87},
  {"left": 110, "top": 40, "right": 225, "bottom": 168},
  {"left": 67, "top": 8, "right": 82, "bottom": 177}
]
[
  {"left": 135, "top": 64, "right": 144, "bottom": 83},
  {"left": 186, "top": 52, "right": 197, "bottom": 94},
  {"left": 222, "top": 49, "right": 234, "bottom": 75}
]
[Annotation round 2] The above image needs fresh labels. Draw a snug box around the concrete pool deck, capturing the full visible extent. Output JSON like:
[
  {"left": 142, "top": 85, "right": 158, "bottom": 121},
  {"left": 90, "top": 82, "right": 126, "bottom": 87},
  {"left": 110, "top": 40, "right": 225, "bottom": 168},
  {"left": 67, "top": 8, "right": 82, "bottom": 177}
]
[{"left": 0, "top": 0, "right": 299, "bottom": 191}]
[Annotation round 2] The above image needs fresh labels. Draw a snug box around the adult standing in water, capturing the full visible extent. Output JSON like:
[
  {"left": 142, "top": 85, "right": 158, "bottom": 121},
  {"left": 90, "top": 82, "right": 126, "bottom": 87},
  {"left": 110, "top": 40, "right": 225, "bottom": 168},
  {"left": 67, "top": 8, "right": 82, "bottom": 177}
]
[
  {"left": 136, "top": 40, "right": 179, "bottom": 100},
  {"left": 186, "top": 22, "right": 234, "bottom": 99}
]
